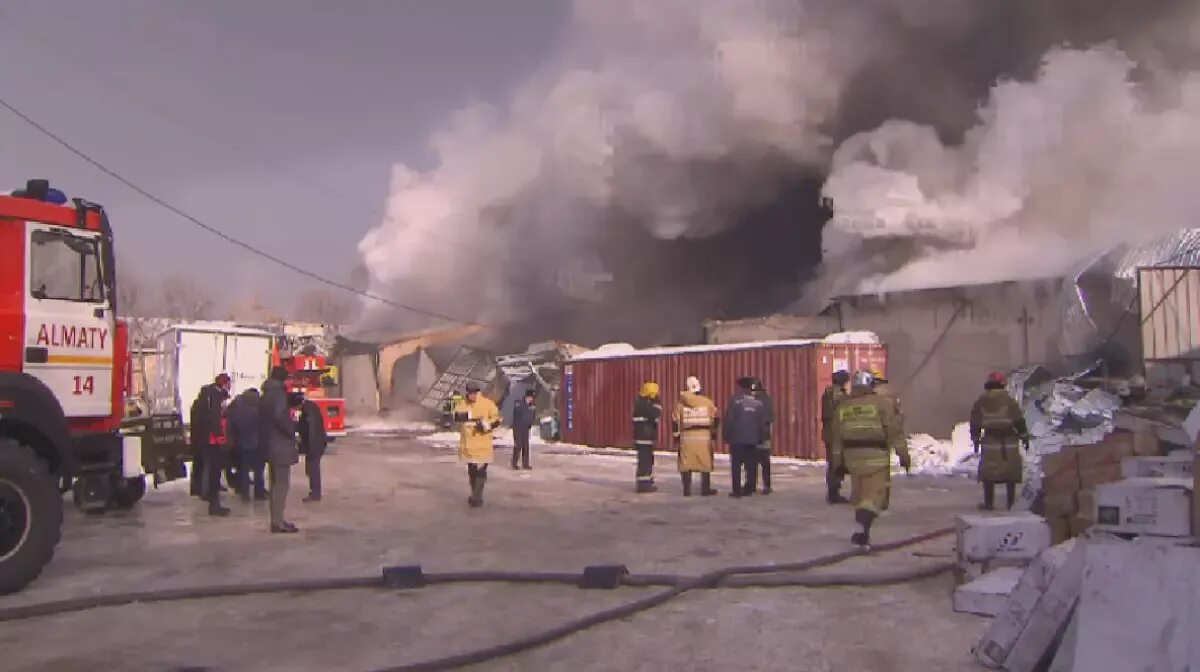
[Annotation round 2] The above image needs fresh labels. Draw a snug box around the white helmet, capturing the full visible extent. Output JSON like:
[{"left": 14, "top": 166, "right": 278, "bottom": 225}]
[
  {"left": 685, "top": 376, "right": 702, "bottom": 393},
  {"left": 852, "top": 370, "right": 874, "bottom": 388}
]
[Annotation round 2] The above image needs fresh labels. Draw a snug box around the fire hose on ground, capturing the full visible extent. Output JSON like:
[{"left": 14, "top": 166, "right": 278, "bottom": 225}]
[{"left": 0, "top": 525, "right": 955, "bottom": 671}]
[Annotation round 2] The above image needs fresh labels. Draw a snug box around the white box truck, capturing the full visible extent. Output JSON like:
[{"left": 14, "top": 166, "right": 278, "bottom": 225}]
[{"left": 152, "top": 322, "right": 275, "bottom": 420}]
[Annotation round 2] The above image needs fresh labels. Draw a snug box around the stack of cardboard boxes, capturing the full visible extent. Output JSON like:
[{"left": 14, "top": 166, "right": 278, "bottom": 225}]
[{"left": 1041, "top": 429, "right": 1161, "bottom": 543}]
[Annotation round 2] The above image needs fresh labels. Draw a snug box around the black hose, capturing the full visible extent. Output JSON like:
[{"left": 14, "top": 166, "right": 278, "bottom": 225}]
[
  {"left": 0, "top": 526, "right": 954, "bottom": 671},
  {"left": 369, "top": 525, "right": 954, "bottom": 672}
]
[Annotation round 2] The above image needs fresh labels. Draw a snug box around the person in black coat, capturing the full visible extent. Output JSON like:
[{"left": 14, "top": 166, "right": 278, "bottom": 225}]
[
  {"left": 297, "top": 395, "right": 328, "bottom": 502},
  {"left": 743, "top": 379, "right": 775, "bottom": 495},
  {"left": 227, "top": 388, "right": 267, "bottom": 500},
  {"left": 723, "top": 377, "right": 769, "bottom": 498},
  {"left": 188, "top": 373, "right": 232, "bottom": 516},
  {"left": 511, "top": 388, "right": 537, "bottom": 470},
  {"left": 632, "top": 381, "right": 663, "bottom": 493}
]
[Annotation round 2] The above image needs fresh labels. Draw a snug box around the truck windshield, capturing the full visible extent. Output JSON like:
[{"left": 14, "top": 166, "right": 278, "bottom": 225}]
[{"left": 29, "top": 229, "right": 106, "bottom": 303}]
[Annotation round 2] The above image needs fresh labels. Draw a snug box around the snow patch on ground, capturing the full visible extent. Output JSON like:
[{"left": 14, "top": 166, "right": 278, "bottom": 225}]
[{"left": 903, "top": 423, "right": 977, "bottom": 476}]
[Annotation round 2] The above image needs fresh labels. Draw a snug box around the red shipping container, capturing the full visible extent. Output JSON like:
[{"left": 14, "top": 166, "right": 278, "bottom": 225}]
[{"left": 559, "top": 339, "right": 887, "bottom": 460}]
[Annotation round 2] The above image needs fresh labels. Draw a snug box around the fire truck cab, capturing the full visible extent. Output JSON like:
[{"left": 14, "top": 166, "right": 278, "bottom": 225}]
[
  {"left": 272, "top": 340, "right": 346, "bottom": 438},
  {"left": 0, "top": 180, "right": 189, "bottom": 595}
]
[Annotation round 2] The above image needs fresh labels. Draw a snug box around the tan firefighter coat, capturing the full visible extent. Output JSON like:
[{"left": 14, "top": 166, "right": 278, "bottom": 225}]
[{"left": 673, "top": 390, "right": 719, "bottom": 473}]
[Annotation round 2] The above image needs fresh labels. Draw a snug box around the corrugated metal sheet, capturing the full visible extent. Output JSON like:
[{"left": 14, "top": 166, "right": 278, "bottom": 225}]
[
  {"left": 1139, "top": 266, "right": 1200, "bottom": 362},
  {"left": 560, "top": 342, "right": 887, "bottom": 459}
]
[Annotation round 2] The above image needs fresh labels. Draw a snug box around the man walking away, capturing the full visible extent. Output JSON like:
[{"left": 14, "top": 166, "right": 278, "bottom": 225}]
[
  {"left": 632, "top": 381, "right": 663, "bottom": 493},
  {"left": 190, "top": 373, "right": 232, "bottom": 516},
  {"left": 821, "top": 370, "right": 851, "bottom": 504},
  {"left": 227, "top": 388, "right": 266, "bottom": 501},
  {"left": 832, "top": 371, "right": 909, "bottom": 547},
  {"left": 745, "top": 379, "right": 774, "bottom": 495},
  {"left": 970, "top": 372, "right": 1029, "bottom": 511},
  {"left": 260, "top": 366, "right": 299, "bottom": 533},
  {"left": 673, "top": 376, "right": 719, "bottom": 497},
  {"left": 298, "top": 394, "right": 328, "bottom": 503},
  {"left": 725, "top": 377, "right": 768, "bottom": 499},
  {"left": 453, "top": 382, "right": 503, "bottom": 507},
  {"left": 511, "top": 388, "right": 537, "bottom": 470}
]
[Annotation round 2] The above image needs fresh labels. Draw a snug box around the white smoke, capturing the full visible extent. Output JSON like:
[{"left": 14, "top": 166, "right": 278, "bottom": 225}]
[
  {"left": 356, "top": 0, "right": 879, "bottom": 330},
  {"left": 821, "top": 44, "right": 1200, "bottom": 294}
]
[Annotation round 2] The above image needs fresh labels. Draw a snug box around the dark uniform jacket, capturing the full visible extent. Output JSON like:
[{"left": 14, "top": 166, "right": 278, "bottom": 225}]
[
  {"left": 632, "top": 396, "right": 663, "bottom": 445},
  {"left": 226, "top": 391, "right": 261, "bottom": 455},
  {"left": 189, "top": 384, "right": 228, "bottom": 450},
  {"left": 259, "top": 379, "right": 298, "bottom": 466},
  {"left": 722, "top": 390, "right": 769, "bottom": 446},
  {"left": 821, "top": 384, "right": 846, "bottom": 444},
  {"left": 512, "top": 399, "right": 537, "bottom": 431},
  {"left": 297, "top": 398, "right": 328, "bottom": 459}
]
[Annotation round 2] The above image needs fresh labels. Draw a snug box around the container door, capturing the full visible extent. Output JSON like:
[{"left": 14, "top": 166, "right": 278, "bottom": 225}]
[
  {"left": 22, "top": 223, "right": 115, "bottom": 417},
  {"left": 151, "top": 330, "right": 178, "bottom": 416},
  {"left": 224, "top": 334, "right": 271, "bottom": 397},
  {"left": 177, "top": 330, "right": 221, "bottom": 425}
]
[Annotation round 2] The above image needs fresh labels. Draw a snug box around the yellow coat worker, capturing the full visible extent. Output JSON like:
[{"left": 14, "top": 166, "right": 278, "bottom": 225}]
[{"left": 452, "top": 382, "right": 502, "bottom": 507}]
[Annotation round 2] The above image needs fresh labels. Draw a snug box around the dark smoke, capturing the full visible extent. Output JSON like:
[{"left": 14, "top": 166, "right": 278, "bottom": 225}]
[{"left": 357, "top": 0, "right": 1200, "bottom": 349}]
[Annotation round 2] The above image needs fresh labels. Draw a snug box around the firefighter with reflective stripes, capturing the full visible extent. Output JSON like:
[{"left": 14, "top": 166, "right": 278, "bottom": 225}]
[
  {"left": 632, "top": 381, "right": 663, "bottom": 493},
  {"left": 832, "top": 370, "right": 909, "bottom": 547},
  {"left": 673, "top": 376, "right": 720, "bottom": 497},
  {"left": 970, "top": 372, "right": 1029, "bottom": 510}
]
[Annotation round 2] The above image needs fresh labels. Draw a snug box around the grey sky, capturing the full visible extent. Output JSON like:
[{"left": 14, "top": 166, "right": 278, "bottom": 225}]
[{"left": 0, "top": 0, "right": 567, "bottom": 313}]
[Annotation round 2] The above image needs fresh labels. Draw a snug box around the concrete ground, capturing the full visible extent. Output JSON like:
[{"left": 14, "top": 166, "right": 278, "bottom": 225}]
[{"left": 1, "top": 433, "right": 993, "bottom": 672}]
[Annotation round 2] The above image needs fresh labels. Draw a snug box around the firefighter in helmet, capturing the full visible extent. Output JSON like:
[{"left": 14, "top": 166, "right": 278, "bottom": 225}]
[
  {"left": 453, "top": 382, "right": 503, "bottom": 508},
  {"left": 821, "top": 370, "right": 851, "bottom": 504},
  {"left": 632, "top": 381, "right": 663, "bottom": 493},
  {"left": 832, "top": 370, "right": 909, "bottom": 547},
  {"left": 970, "top": 372, "right": 1029, "bottom": 510}
]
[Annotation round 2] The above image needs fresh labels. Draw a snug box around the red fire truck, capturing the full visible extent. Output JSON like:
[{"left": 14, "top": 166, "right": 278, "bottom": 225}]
[
  {"left": 0, "top": 180, "right": 190, "bottom": 594},
  {"left": 272, "top": 340, "right": 346, "bottom": 438}
]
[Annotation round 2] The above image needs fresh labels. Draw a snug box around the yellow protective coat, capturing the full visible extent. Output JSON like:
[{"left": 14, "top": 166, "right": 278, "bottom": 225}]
[
  {"left": 673, "top": 391, "right": 718, "bottom": 473},
  {"left": 831, "top": 388, "right": 908, "bottom": 513},
  {"left": 454, "top": 394, "right": 502, "bottom": 464}
]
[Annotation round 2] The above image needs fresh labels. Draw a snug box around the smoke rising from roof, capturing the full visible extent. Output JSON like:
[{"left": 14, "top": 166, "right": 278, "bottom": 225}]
[{"left": 356, "top": 0, "right": 1200, "bottom": 346}]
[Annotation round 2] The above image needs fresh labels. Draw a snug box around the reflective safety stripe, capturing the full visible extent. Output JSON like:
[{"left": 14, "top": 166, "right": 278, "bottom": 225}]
[
  {"left": 634, "top": 440, "right": 655, "bottom": 446},
  {"left": 632, "top": 416, "right": 648, "bottom": 422},
  {"left": 636, "top": 475, "right": 655, "bottom": 481},
  {"left": 843, "top": 446, "right": 890, "bottom": 470}
]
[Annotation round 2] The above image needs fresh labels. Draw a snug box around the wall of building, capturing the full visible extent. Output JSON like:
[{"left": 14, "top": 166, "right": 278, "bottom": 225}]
[{"left": 705, "top": 279, "right": 1065, "bottom": 436}]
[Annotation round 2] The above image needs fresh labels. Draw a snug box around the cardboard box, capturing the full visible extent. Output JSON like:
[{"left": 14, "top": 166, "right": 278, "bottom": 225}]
[
  {"left": 1077, "top": 432, "right": 1135, "bottom": 469},
  {"left": 1093, "top": 477, "right": 1194, "bottom": 538},
  {"left": 1069, "top": 514, "right": 1092, "bottom": 537},
  {"left": 956, "top": 514, "right": 1052, "bottom": 564},
  {"left": 1133, "top": 428, "right": 1162, "bottom": 456},
  {"left": 975, "top": 539, "right": 1086, "bottom": 670},
  {"left": 1079, "top": 462, "right": 1124, "bottom": 489},
  {"left": 1046, "top": 514, "right": 1072, "bottom": 545},
  {"left": 1077, "top": 489, "right": 1095, "bottom": 520},
  {"left": 1121, "top": 454, "right": 1195, "bottom": 479},
  {"left": 1067, "top": 539, "right": 1200, "bottom": 671},
  {"left": 953, "top": 566, "right": 1025, "bottom": 617},
  {"left": 1042, "top": 448, "right": 1081, "bottom": 494},
  {"left": 1042, "top": 491, "right": 1077, "bottom": 517}
]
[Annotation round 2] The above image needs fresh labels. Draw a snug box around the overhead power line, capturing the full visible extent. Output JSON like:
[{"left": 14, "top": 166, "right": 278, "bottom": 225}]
[{"left": 0, "top": 93, "right": 485, "bottom": 328}]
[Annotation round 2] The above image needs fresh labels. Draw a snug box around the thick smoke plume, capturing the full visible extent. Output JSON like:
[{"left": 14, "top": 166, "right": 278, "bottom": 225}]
[
  {"left": 822, "top": 44, "right": 1200, "bottom": 296},
  {"left": 358, "top": 0, "right": 1200, "bottom": 346}
]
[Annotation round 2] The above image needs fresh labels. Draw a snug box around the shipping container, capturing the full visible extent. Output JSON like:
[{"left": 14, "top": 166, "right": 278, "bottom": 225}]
[
  {"left": 1139, "top": 266, "right": 1200, "bottom": 363},
  {"left": 559, "top": 338, "right": 887, "bottom": 460}
]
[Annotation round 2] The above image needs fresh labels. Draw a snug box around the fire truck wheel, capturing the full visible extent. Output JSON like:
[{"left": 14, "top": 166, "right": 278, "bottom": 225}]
[
  {"left": 0, "top": 440, "right": 63, "bottom": 595},
  {"left": 110, "top": 476, "right": 147, "bottom": 509}
]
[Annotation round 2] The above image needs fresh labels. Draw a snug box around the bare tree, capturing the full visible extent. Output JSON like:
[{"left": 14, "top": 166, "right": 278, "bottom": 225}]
[
  {"left": 225, "top": 293, "right": 286, "bottom": 324},
  {"left": 160, "top": 274, "right": 215, "bottom": 321},
  {"left": 295, "top": 288, "right": 356, "bottom": 325}
]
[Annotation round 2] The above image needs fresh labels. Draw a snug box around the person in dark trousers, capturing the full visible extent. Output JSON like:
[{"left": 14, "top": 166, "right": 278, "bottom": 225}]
[
  {"left": 743, "top": 379, "right": 775, "bottom": 495},
  {"left": 821, "top": 370, "right": 851, "bottom": 504},
  {"left": 511, "top": 388, "right": 536, "bottom": 470},
  {"left": 297, "top": 395, "right": 329, "bottom": 502},
  {"left": 724, "top": 376, "right": 769, "bottom": 498},
  {"left": 632, "top": 381, "right": 663, "bottom": 493},
  {"left": 227, "top": 388, "right": 268, "bottom": 501},
  {"left": 970, "top": 372, "right": 1029, "bottom": 511},
  {"left": 189, "top": 373, "right": 232, "bottom": 516},
  {"left": 260, "top": 366, "right": 299, "bottom": 533}
]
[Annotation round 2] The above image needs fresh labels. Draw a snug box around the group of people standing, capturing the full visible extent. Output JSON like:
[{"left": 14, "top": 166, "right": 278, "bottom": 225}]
[
  {"left": 187, "top": 366, "right": 328, "bottom": 533},
  {"left": 446, "top": 364, "right": 1028, "bottom": 548},
  {"left": 632, "top": 376, "right": 775, "bottom": 498}
]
